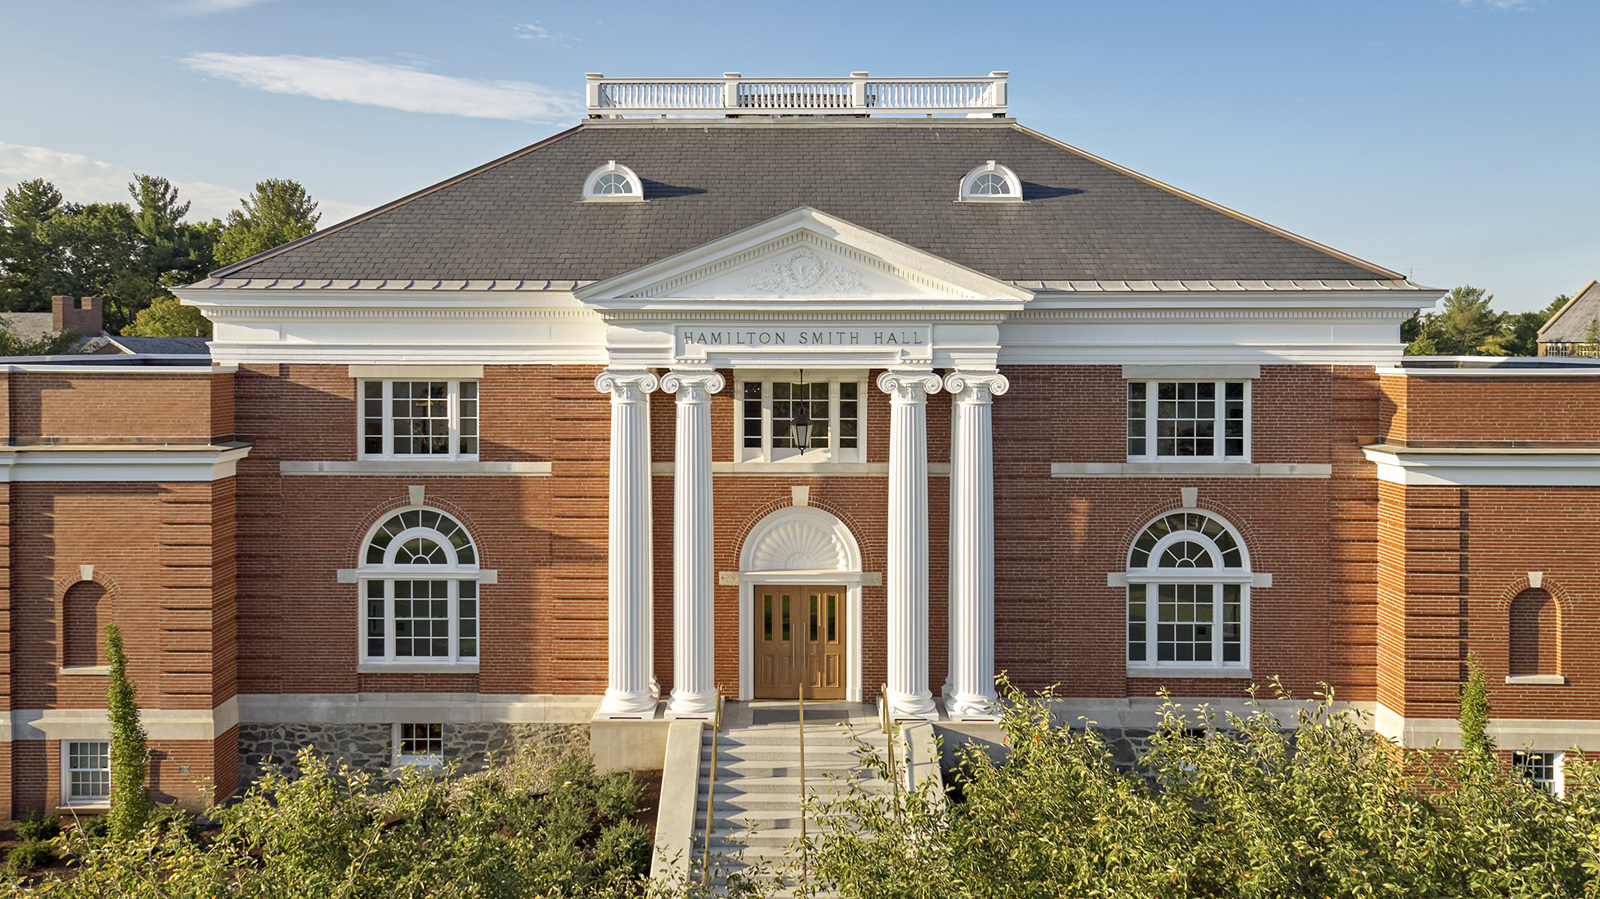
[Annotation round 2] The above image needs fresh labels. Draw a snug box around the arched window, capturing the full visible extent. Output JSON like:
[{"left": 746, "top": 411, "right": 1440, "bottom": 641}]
[
  {"left": 63, "top": 581, "right": 111, "bottom": 668},
  {"left": 1509, "top": 588, "right": 1559, "bottom": 678},
  {"left": 583, "top": 161, "right": 644, "bottom": 202},
  {"left": 958, "top": 161, "right": 1023, "bottom": 202},
  {"left": 359, "top": 508, "right": 481, "bottom": 666},
  {"left": 1126, "top": 511, "right": 1251, "bottom": 671}
]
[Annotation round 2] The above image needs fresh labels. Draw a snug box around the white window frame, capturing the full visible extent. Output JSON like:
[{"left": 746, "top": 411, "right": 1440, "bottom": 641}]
[
  {"left": 1126, "top": 379, "right": 1251, "bottom": 463},
  {"left": 357, "top": 508, "right": 483, "bottom": 670},
  {"left": 1513, "top": 749, "right": 1564, "bottom": 795},
  {"left": 358, "top": 379, "right": 479, "bottom": 461},
  {"left": 958, "top": 160, "right": 1023, "bottom": 202},
  {"left": 62, "top": 739, "right": 111, "bottom": 807},
  {"left": 1125, "top": 511, "right": 1253, "bottom": 676},
  {"left": 733, "top": 372, "right": 868, "bottom": 465},
  {"left": 392, "top": 722, "right": 445, "bottom": 769},
  {"left": 582, "top": 161, "right": 644, "bottom": 202}
]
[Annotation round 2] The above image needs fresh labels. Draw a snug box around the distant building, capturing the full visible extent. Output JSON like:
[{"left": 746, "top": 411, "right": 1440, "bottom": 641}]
[
  {"left": 2, "top": 73, "right": 1598, "bottom": 815},
  {"left": 1539, "top": 279, "right": 1600, "bottom": 356}
]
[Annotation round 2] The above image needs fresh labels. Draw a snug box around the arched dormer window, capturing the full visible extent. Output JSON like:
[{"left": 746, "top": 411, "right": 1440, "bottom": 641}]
[
  {"left": 583, "top": 161, "right": 644, "bottom": 202},
  {"left": 359, "top": 508, "right": 482, "bottom": 667},
  {"left": 958, "top": 160, "right": 1022, "bottom": 202},
  {"left": 1126, "top": 511, "right": 1253, "bottom": 672}
]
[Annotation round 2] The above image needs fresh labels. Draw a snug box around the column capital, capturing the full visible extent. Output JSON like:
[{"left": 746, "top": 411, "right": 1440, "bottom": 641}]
[
  {"left": 660, "top": 369, "right": 726, "bottom": 404},
  {"left": 944, "top": 371, "right": 1010, "bottom": 405},
  {"left": 595, "top": 369, "right": 659, "bottom": 403},
  {"left": 876, "top": 370, "right": 943, "bottom": 405}
]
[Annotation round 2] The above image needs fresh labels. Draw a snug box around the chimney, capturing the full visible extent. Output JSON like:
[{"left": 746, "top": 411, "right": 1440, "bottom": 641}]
[{"left": 52, "top": 296, "right": 103, "bottom": 336}]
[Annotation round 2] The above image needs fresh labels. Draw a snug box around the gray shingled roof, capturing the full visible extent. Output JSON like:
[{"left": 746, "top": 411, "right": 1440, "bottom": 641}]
[
  {"left": 213, "top": 119, "right": 1399, "bottom": 284},
  {"left": 1539, "top": 279, "right": 1600, "bottom": 345}
]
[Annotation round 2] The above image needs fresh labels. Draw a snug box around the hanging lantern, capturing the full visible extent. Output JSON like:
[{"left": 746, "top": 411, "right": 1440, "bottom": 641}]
[{"left": 791, "top": 373, "right": 813, "bottom": 454}]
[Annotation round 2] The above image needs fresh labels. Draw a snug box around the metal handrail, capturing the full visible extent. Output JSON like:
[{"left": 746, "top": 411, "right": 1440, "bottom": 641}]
[
  {"left": 700, "top": 686, "right": 724, "bottom": 890},
  {"left": 880, "top": 684, "right": 901, "bottom": 826},
  {"left": 798, "top": 682, "right": 808, "bottom": 885}
]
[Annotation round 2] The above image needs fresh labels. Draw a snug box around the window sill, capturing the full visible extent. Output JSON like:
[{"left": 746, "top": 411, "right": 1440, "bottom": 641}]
[
  {"left": 282, "top": 461, "right": 550, "bottom": 476},
  {"left": 1128, "top": 666, "right": 1253, "bottom": 680},
  {"left": 654, "top": 461, "right": 951, "bottom": 477},
  {"left": 391, "top": 758, "right": 446, "bottom": 775},
  {"left": 358, "top": 663, "right": 479, "bottom": 675},
  {"left": 59, "top": 666, "right": 110, "bottom": 676},
  {"left": 1053, "top": 462, "right": 1331, "bottom": 479},
  {"left": 1505, "top": 674, "right": 1567, "bottom": 685},
  {"left": 59, "top": 801, "right": 110, "bottom": 812}
]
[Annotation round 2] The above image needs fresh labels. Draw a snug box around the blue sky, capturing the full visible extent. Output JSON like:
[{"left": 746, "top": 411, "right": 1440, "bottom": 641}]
[{"left": 1, "top": 0, "right": 1594, "bottom": 311}]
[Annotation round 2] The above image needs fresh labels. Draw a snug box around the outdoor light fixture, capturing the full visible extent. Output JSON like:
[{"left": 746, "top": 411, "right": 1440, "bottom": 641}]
[{"left": 791, "top": 371, "right": 813, "bottom": 454}]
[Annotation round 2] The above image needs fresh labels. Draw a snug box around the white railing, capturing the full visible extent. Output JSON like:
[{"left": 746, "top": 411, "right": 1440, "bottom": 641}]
[{"left": 586, "top": 71, "right": 1008, "bottom": 118}]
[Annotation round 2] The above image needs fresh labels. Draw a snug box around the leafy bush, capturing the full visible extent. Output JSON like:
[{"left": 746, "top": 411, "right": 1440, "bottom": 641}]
[
  {"left": 799, "top": 676, "right": 1600, "bottom": 898},
  {"left": 147, "top": 804, "right": 203, "bottom": 844},
  {"left": 4, "top": 841, "right": 52, "bottom": 873},
  {"left": 597, "top": 771, "right": 644, "bottom": 822},
  {"left": 13, "top": 811, "right": 57, "bottom": 843},
  {"left": 19, "top": 748, "right": 655, "bottom": 898},
  {"left": 73, "top": 814, "right": 109, "bottom": 839}
]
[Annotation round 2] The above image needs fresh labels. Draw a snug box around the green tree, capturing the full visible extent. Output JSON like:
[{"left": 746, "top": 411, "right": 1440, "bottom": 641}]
[
  {"left": 1499, "top": 294, "right": 1571, "bottom": 357},
  {"left": 215, "top": 179, "right": 319, "bottom": 267},
  {"left": 0, "top": 322, "right": 84, "bottom": 356},
  {"left": 124, "top": 294, "right": 211, "bottom": 338},
  {"left": 104, "top": 623, "right": 151, "bottom": 840},
  {"left": 1459, "top": 653, "right": 1493, "bottom": 763},
  {"left": 0, "top": 179, "right": 67, "bottom": 312}
]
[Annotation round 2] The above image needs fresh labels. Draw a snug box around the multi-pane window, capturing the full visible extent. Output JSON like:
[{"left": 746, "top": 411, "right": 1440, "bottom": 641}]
[
  {"left": 738, "top": 377, "right": 865, "bottom": 463},
  {"left": 360, "top": 509, "right": 481, "bottom": 667},
  {"left": 1513, "top": 750, "right": 1561, "bottom": 794},
  {"left": 66, "top": 740, "right": 110, "bottom": 803},
  {"left": 361, "top": 380, "right": 478, "bottom": 459},
  {"left": 1127, "top": 380, "right": 1247, "bottom": 460},
  {"left": 1127, "top": 512, "right": 1250, "bottom": 671},
  {"left": 394, "top": 723, "right": 445, "bottom": 767}
]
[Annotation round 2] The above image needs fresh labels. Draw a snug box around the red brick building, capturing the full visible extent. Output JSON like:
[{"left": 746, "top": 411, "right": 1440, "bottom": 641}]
[{"left": 6, "top": 74, "right": 1594, "bottom": 813}]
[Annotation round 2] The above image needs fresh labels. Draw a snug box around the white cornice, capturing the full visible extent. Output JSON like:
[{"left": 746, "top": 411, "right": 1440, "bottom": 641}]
[
  {"left": 0, "top": 446, "right": 250, "bottom": 482},
  {"left": 1364, "top": 446, "right": 1600, "bottom": 487}
]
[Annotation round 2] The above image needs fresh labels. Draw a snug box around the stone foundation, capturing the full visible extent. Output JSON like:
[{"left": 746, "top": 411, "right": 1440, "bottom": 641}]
[{"left": 236, "top": 722, "right": 588, "bottom": 791}]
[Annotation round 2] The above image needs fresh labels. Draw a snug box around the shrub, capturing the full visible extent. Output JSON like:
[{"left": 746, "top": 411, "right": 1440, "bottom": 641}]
[
  {"left": 13, "top": 811, "right": 58, "bottom": 843},
  {"left": 5, "top": 841, "right": 52, "bottom": 873},
  {"left": 104, "top": 623, "right": 152, "bottom": 840},
  {"left": 596, "top": 771, "right": 643, "bottom": 821}
]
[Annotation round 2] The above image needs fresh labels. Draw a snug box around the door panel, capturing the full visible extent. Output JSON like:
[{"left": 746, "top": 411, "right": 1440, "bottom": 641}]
[{"left": 754, "top": 586, "right": 846, "bottom": 700}]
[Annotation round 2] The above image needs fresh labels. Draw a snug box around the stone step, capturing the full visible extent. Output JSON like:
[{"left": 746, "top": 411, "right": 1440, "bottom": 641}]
[
  {"left": 704, "top": 730, "right": 882, "bottom": 747},
  {"left": 698, "top": 774, "right": 890, "bottom": 794},
  {"left": 704, "top": 759, "right": 867, "bottom": 777}
]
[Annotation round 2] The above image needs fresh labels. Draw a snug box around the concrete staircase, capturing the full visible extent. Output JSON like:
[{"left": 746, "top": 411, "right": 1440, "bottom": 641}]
[{"left": 691, "top": 702, "right": 892, "bottom": 894}]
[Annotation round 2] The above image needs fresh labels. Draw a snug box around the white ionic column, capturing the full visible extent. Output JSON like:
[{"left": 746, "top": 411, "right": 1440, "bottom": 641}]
[
  {"left": 662, "top": 369, "right": 725, "bottom": 717},
  {"left": 944, "top": 371, "right": 1008, "bottom": 718},
  {"left": 595, "top": 369, "right": 659, "bottom": 716},
  {"left": 878, "top": 370, "right": 943, "bottom": 719}
]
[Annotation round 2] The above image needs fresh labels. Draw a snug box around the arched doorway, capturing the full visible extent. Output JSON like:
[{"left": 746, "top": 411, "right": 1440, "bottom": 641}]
[{"left": 737, "top": 506, "right": 864, "bottom": 702}]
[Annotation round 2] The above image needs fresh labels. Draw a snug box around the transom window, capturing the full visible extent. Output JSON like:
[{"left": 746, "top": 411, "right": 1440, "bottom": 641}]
[
  {"left": 65, "top": 740, "right": 110, "bottom": 804},
  {"left": 1127, "top": 380, "right": 1248, "bottom": 461},
  {"left": 361, "top": 380, "right": 478, "bottom": 459},
  {"left": 1513, "top": 750, "right": 1562, "bottom": 794},
  {"left": 394, "top": 722, "right": 445, "bottom": 767},
  {"left": 360, "top": 508, "right": 481, "bottom": 667},
  {"left": 737, "top": 375, "right": 866, "bottom": 464},
  {"left": 958, "top": 160, "right": 1023, "bottom": 202},
  {"left": 1127, "top": 511, "right": 1251, "bottom": 672}
]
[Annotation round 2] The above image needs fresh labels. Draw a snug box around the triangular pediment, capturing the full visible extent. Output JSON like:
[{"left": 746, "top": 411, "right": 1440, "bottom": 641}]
[{"left": 575, "top": 207, "right": 1033, "bottom": 307}]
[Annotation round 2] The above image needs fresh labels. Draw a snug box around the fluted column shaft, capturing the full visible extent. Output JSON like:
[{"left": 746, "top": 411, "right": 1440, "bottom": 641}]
[
  {"left": 945, "top": 371, "right": 1008, "bottom": 718},
  {"left": 662, "top": 370, "right": 725, "bottom": 716},
  {"left": 878, "top": 370, "right": 943, "bottom": 719},
  {"left": 595, "top": 370, "right": 659, "bottom": 716}
]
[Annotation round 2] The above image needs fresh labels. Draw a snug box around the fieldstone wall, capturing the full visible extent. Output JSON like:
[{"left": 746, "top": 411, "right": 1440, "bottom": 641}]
[{"left": 236, "top": 722, "right": 589, "bottom": 792}]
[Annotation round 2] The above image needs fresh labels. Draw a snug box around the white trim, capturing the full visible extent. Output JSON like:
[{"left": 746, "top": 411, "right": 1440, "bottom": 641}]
[
  {"left": 1375, "top": 703, "right": 1600, "bottom": 751},
  {"left": 1363, "top": 447, "right": 1600, "bottom": 487},
  {"left": 1125, "top": 378, "right": 1251, "bottom": 463},
  {"left": 391, "top": 721, "right": 446, "bottom": 768},
  {"left": 61, "top": 739, "right": 111, "bottom": 808},
  {"left": 59, "top": 666, "right": 110, "bottom": 677},
  {"left": 357, "top": 378, "right": 479, "bottom": 461},
  {"left": 0, "top": 446, "right": 250, "bottom": 483},
  {"left": 736, "top": 506, "right": 865, "bottom": 703},
  {"left": 1123, "top": 509, "right": 1254, "bottom": 674},
  {"left": 1127, "top": 666, "right": 1254, "bottom": 680},
  {"left": 348, "top": 364, "right": 484, "bottom": 379},
  {"left": 1505, "top": 674, "right": 1567, "bottom": 685},
  {"left": 283, "top": 460, "right": 550, "bottom": 476},
  {"left": 1122, "top": 364, "right": 1261, "bottom": 380},
  {"left": 235, "top": 693, "right": 601, "bottom": 724},
  {"left": 7, "top": 699, "right": 238, "bottom": 742},
  {"left": 652, "top": 461, "right": 952, "bottom": 477},
  {"left": 958, "top": 161, "right": 1023, "bottom": 202},
  {"left": 0, "top": 363, "right": 233, "bottom": 374},
  {"left": 582, "top": 161, "right": 644, "bottom": 202},
  {"left": 1053, "top": 462, "right": 1329, "bottom": 479},
  {"left": 732, "top": 374, "right": 868, "bottom": 465}
]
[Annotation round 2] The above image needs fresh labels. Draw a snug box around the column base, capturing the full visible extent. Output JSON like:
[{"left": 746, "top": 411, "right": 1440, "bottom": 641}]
[
  {"left": 597, "top": 690, "right": 660, "bottom": 718},
  {"left": 945, "top": 692, "right": 1001, "bottom": 722},
  {"left": 885, "top": 689, "right": 940, "bottom": 721},
  {"left": 664, "top": 690, "right": 719, "bottom": 718}
]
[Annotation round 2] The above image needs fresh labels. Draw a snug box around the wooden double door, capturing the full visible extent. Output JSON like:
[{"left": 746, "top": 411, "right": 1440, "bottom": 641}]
[{"left": 754, "top": 585, "right": 846, "bottom": 700}]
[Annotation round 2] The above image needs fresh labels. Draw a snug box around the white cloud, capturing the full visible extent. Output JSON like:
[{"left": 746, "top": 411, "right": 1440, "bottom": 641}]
[
  {"left": 170, "top": 0, "right": 279, "bottom": 14},
  {"left": 1457, "top": 0, "right": 1539, "bottom": 10},
  {"left": 181, "top": 53, "right": 582, "bottom": 122},
  {"left": 0, "top": 142, "right": 371, "bottom": 225},
  {"left": 514, "top": 22, "right": 577, "bottom": 43}
]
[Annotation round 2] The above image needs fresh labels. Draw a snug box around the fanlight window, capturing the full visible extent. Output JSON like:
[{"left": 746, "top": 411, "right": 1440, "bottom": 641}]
[
  {"left": 1126, "top": 511, "right": 1250, "bottom": 670},
  {"left": 958, "top": 161, "right": 1022, "bottom": 202},
  {"left": 583, "top": 161, "right": 644, "bottom": 202},
  {"left": 360, "top": 508, "right": 480, "bottom": 666},
  {"left": 366, "top": 508, "right": 475, "bottom": 566}
]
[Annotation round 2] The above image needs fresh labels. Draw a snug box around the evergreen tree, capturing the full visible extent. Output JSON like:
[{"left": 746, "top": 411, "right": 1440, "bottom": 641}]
[
  {"left": 1459, "top": 653, "right": 1493, "bottom": 764},
  {"left": 0, "top": 179, "right": 67, "bottom": 312},
  {"left": 104, "top": 623, "right": 151, "bottom": 840},
  {"left": 215, "top": 179, "right": 319, "bottom": 267}
]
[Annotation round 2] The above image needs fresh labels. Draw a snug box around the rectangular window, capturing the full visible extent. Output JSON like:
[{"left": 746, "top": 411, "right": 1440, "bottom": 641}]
[
  {"left": 1513, "top": 750, "right": 1561, "bottom": 794},
  {"left": 734, "top": 375, "right": 867, "bottom": 463},
  {"left": 362, "top": 579, "right": 479, "bottom": 665},
  {"left": 1128, "top": 582, "right": 1248, "bottom": 670},
  {"left": 394, "top": 723, "right": 444, "bottom": 767},
  {"left": 361, "top": 380, "right": 479, "bottom": 459},
  {"left": 66, "top": 740, "right": 110, "bottom": 803},
  {"left": 1127, "top": 380, "right": 1247, "bottom": 461}
]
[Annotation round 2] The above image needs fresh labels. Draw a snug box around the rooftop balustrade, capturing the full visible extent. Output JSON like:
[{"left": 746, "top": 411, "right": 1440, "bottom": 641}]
[{"left": 585, "top": 71, "right": 1008, "bottom": 118}]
